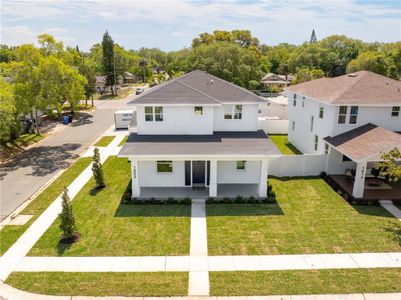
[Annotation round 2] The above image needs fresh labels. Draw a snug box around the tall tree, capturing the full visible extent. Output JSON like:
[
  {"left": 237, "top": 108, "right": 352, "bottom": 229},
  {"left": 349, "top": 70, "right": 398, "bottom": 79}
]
[
  {"left": 0, "top": 77, "right": 17, "bottom": 143},
  {"left": 378, "top": 148, "right": 401, "bottom": 182},
  {"left": 310, "top": 29, "right": 317, "bottom": 43},
  {"left": 92, "top": 147, "right": 105, "bottom": 188},
  {"left": 101, "top": 31, "right": 115, "bottom": 95}
]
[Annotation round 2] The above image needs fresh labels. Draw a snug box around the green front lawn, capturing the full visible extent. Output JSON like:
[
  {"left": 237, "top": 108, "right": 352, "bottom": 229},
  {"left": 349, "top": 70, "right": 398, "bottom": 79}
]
[
  {"left": 210, "top": 269, "right": 401, "bottom": 296},
  {"left": 94, "top": 135, "right": 115, "bottom": 147},
  {"left": 118, "top": 135, "right": 128, "bottom": 146},
  {"left": 0, "top": 157, "right": 92, "bottom": 255},
  {"left": 29, "top": 156, "right": 191, "bottom": 256},
  {"left": 269, "top": 134, "right": 301, "bottom": 155},
  {"left": 7, "top": 272, "right": 188, "bottom": 296},
  {"left": 207, "top": 177, "right": 401, "bottom": 255}
]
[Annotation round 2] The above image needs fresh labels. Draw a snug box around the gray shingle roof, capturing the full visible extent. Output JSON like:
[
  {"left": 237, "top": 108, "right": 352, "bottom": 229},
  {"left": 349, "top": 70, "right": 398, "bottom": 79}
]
[
  {"left": 286, "top": 71, "right": 401, "bottom": 106},
  {"left": 324, "top": 123, "right": 401, "bottom": 161},
  {"left": 118, "top": 130, "right": 280, "bottom": 157},
  {"left": 130, "top": 70, "right": 264, "bottom": 105}
]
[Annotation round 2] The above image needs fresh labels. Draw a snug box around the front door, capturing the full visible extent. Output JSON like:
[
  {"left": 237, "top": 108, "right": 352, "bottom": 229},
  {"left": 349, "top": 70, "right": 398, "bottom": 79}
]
[{"left": 192, "top": 161, "right": 205, "bottom": 185}]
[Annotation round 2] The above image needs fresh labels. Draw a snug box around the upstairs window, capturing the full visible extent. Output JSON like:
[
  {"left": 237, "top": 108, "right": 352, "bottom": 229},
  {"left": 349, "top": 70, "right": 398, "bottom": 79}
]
[
  {"left": 155, "top": 106, "right": 163, "bottom": 121},
  {"left": 157, "top": 161, "right": 172, "bottom": 173},
  {"left": 314, "top": 135, "right": 319, "bottom": 151},
  {"left": 324, "top": 143, "right": 329, "bottom": 154},
  {"left": 234, "top": 105, "right": 242, "bottom": 119},
  {"left": 236, "top": 161, "right": 246, "bottom": 170},
  {"left": 224, "top": 105, "right": 232, "bottom": 119},
  {"left": 338, "top": 106, "right": 347, "bottom": 124},
  {"left": 292, "top": 121, "right": 295, "bottom": 131},
  {"left": 293, "top": 94, "right": 297, "bottom": 106},
  {"left": 145, "top": 106, "right": 153, "bottom": 121},
  {"left": 391, "top": 106, "right": 400, "bottom": 117},
  {"left": 194, "top": 106, "right": 203, "bottom": 115},
  {"left": 349, "top": 106, "right": 358, "bottom": 124},
  {"left": 310, "top": 116, "right": 314, "bottom": 132},
  {"left": 319, "top": 105, "right": 324, "bottom": 119}
]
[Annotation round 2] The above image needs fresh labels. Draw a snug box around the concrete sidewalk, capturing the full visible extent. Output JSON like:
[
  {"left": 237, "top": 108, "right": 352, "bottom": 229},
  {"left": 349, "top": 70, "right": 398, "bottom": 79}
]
[
  {"left": 0, "top": 135, "right": 125, "bottom": 281},
  {"left": 380, "top": 200, "right": 401, "bottom": 221}
]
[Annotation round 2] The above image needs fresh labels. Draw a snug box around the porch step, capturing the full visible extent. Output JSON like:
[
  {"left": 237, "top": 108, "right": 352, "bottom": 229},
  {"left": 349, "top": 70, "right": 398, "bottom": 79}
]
[{"left": 192, "top": 184, "right": 206, "bottom": 190}]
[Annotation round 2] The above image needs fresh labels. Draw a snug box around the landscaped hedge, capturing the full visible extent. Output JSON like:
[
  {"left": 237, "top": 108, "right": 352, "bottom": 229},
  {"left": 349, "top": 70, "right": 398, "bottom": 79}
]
[{"left": 123, "top": 197, "right": 192, "bottom": 205}]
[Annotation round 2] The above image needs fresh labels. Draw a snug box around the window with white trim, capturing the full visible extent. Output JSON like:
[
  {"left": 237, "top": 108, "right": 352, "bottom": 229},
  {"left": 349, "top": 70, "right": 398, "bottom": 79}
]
[
  {"left": 319, "top": 105, "right": 324, "bottom": 119},
  {"left": 145, "top": 106, "right": 163, "bottom": 122},
  {"left": 155, "top": 106, "right": 163, "bottom": 121},
  {"left": 338, "top": 106, "right": 347, "bottom": 124},
  {"left": 324, "top": 143, "right": 329, "bottom": 154},
  {"left": 194, "top": 106, "right": 203, "bottom": 115},
  {"left": 314, "top": 135, "right": 319, "bottom": 151},
  {"left": 391, "top": 106, "right": 400, "bottom": 117},
  {"left": 236, "top": 161, "right": 246, "bottom": 170},
  {"left": 293, "top": 94, "right": 297, "bottom": 106},
  {"left": 157, "top": 161, "right": 172, "bottom": 173},
  {"left": 349, "top": 106, "right": 358, "bottom": 124},
  {"left": 224, "top": 105, "right": 232, "bottom": 119},
  {"left": 145, "top": 106, "right": 153, "bottom": 121},
  {"left": 234, "top": 105, "right": 242, "bottom": 119}
]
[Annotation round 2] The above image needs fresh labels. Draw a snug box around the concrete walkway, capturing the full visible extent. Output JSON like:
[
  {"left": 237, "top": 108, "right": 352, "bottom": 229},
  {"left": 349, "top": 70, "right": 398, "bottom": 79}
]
[
  {"left": 1, "top": 281, "right": 401, "bottom": 300},
  {"left": 380, "top": 200, "right": 401, "bottom": 221},
  {"left": 188, "top": 199, "right": 209, "bottom": 296},
  {"left": 0, "top": 134, "right": 125, "bottom": 281}
]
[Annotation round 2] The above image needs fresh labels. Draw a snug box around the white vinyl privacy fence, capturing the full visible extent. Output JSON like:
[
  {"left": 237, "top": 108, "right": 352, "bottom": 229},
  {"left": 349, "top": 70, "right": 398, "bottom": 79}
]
[
  {"left": 269, "top": 154, "right": 328, "bottom": 177},
  {"left": 258, "top": 118, "right": 288, "bottom": 134}
]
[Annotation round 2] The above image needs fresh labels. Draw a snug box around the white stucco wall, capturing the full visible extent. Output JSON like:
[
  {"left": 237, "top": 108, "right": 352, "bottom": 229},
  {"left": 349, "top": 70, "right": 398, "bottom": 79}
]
[
  {"left": 287, "top": 91, "right": 401, "bottom": 155},
  {"left": 136, "top": 105, "right": 215, "bottom": 135},
  {"left": 213, "top": 104, "right": 259, "bottom": 131},
  {"left": 325, "top": 147, "right": 356, "bottom": 174},
  {"left": 217, "top": 160, "right": 261, "bottom": 184},
  {"left": 138, "top": 161, "right": 186, "bottom": 187},
  {"left": 287, "top": 92, "right": 334, "bottom": 154}
]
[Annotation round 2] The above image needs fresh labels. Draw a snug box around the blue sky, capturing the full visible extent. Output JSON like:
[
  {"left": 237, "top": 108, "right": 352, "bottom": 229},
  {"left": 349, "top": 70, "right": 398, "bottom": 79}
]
[{"left": 1, "top": 0, "right": 400, "bottom": 51}]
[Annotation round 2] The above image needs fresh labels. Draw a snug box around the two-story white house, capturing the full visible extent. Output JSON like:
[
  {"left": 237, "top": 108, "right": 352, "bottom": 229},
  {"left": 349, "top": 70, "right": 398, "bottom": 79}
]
[
  {"left": 286, "top": 71, "right": 401, "bottom": 199},
  {"left": 118, "top": 70, "right": 281, "bottom": 199}
]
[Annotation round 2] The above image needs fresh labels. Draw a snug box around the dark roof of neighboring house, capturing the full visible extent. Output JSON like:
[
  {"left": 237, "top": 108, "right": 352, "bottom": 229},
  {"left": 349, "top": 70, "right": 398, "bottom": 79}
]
[
  {"left": 130, "top": 70, "right": 264, "bottom": 105},
  {"left": 118, "top": 130, "right": 280, "bottom": 157},
  {"left": 286, "top": 71, "right": 401, "bottom": 106},
  {"left": 324, "top": 123, "right": 401, "bottom": 161}
]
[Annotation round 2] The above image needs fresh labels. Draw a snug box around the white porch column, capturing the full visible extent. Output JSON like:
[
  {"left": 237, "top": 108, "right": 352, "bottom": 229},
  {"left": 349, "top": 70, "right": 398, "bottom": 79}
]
[
  {"left": 352, "top": 160, "right": 367, "bottom": 198},
  {"left": 131, "top": 159, "right": 140, "bottom": 197},
  {"left": 209, "top": 159, "right": 217, "bottom": 197},
  {"left": 258, "top": 159, "right": 268, "bottom": 197}
]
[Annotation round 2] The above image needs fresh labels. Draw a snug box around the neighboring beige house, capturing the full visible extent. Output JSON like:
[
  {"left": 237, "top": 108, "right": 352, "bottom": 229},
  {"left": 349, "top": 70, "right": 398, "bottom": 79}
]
[
  {"left": 95, "top": 76, "right": 106, "bottom": 92},
  {"left": 261, "top": 73, "right": 293, "bottom": 90}
]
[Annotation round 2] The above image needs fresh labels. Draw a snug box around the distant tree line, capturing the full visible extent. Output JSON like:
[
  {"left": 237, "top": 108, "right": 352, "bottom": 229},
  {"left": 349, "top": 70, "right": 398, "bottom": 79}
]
[{"left": 1, "top": 29, "right": 400, "bottom": 144}]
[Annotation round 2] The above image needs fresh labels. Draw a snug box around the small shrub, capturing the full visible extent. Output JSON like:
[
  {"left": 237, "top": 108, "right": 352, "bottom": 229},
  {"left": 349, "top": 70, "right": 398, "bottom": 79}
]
[
  {"left": 236, "top": 194, "right": 243, "bottom": 202},
  {"left": 167, "top": 197, "right": 175, "bottom": 204},
  {"left": 183, "top": 197, "right": 192, "bottom": 205},
  {"left": 207, "top": 197, "right": 215, "bottom": 204},
  {"left": 320, "top": 171, "right": 327, "bottom": 178},
  {"left": 92, "top": 147, "right": 105, "bottom": 189},
  {"left": 58, "top": 187, "right": 79, "bottom": 243},
  {"left": 223, "top": 197, "right": 231, "bottom": 204},
  {"left": 268, "top": 183, "right": 273, "bottom": 193}
]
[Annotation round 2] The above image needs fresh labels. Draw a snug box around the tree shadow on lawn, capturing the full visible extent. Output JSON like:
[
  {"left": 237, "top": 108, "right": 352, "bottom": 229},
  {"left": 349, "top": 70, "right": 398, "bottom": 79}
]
[{"left": 56, "top": 240, "right": 72, "bottom": 256}]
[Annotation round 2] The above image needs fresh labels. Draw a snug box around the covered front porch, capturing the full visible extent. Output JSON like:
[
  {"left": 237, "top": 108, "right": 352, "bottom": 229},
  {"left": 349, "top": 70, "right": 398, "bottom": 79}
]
[
  {"left": 139, "top": 184, "right": 260, "bottom": 199},
  {"left": 324, "top": 123, "right": 401, "bottom": 199}
]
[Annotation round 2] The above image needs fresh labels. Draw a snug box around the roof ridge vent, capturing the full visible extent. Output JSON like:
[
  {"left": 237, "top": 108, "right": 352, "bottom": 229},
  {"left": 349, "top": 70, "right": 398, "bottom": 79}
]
[{"left": 348, "top": 73, "right": 358, "bottom": 77}]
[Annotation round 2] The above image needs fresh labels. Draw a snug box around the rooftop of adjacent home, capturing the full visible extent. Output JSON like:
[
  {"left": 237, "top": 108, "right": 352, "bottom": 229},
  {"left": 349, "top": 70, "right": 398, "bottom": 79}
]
[
  {"left": 129, "top": 70, "right": 265, "bottom": 105},
  {"left": 286, "top": 71, "right": 401, "bottom": 106},
  {"left": 324, "top": 123, "right": 401, "bottom": 161}
]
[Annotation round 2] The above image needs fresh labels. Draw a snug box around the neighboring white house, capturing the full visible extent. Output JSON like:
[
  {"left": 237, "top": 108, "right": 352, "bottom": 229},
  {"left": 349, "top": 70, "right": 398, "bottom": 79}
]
[
  {"left": 286, "top": 71, "right": 401, "bottom": 198},
  {"left": 118, "top": 70, "right": 281, "bottom": 199}
]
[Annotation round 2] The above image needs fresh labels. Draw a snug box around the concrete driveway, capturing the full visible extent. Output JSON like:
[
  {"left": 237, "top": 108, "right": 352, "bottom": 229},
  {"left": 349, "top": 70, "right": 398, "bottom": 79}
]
[{"left": 0, "top": 93, "right": 138, "bottom": 221}]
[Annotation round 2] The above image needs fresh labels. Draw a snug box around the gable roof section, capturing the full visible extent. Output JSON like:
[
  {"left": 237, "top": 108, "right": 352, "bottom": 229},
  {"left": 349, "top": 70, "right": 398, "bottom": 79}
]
[
  {"left": 286, "top": 71, "right": 401, "bottom": 106},
  {"left": 324, "top": 123, "right": 401, "bottom": 161},
  {"left": 130, "top": 70, "right": 264, "bottom": 105}
]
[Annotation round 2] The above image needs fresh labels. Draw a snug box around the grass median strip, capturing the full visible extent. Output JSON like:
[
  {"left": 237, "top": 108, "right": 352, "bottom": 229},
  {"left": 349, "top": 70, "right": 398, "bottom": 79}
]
[
  {"left": 0, "top": 157, "right": 92, "bottom": 255},
  {"left": 268, "top": 134, "right": 301, "bottom": 155},
  {"left": 207, "top": 177, "right": 401, "bottom": 255},
  {"left": 6, "top": 272, "right": 188, "bottom": 296},
  {"left": 94, "top": 135, "right": 115, "bottom": 147},
  {"left": 210, "top": 269, "right": 401, "bottom": 296},
  {"left": 29, "top": 156, "right": 191, "bottom": 256},
  {"left": 118, "top": 135, "right": 128, "bottom": 146}
]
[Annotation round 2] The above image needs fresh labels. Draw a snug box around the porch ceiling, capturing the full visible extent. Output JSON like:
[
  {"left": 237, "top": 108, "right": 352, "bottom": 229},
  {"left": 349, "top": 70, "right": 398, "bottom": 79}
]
[{"left": 324, "top": 123, "right": 401, "bottom": 162}]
